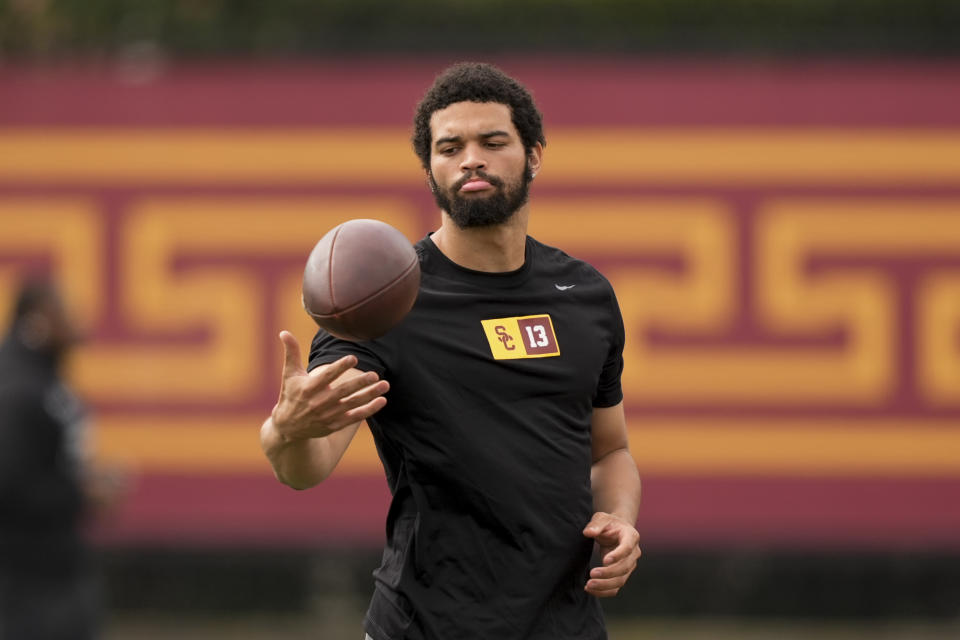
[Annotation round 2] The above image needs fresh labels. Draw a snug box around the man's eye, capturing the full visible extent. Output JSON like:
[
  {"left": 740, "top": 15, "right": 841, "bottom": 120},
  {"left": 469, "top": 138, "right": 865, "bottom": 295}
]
[
  {"left": 440, "top": 147, "right": 459, "bottom": 155},
  {"left": 486, "top": 142, "right": 505, "bottom": 149}
]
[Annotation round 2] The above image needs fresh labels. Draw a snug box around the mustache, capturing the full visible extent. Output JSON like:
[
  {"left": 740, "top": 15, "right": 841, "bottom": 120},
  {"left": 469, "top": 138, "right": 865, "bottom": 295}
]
[{"left": 452, "top": 170, "right": 504, "bottom": 192}]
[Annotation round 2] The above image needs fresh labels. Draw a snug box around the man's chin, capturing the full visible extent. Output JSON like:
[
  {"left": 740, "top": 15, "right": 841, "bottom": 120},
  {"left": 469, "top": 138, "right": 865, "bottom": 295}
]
[
  {"left": 436, "top": 181, "right": 528, "bottom": 229},
  {"left": 448, "top": 209, "right": 516, "bottom": 229}
]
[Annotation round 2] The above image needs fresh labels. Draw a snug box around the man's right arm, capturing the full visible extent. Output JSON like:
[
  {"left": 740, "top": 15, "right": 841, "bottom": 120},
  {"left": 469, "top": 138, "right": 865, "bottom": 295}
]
[{"left": 260, "top": 331, "right": 389, "bottom": 490}]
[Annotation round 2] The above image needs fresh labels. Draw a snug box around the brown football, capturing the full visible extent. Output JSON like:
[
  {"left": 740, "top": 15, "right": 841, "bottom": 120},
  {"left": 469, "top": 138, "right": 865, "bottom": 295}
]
[{"left": 302, "top": 219, "right": 420, "bottom": 341}]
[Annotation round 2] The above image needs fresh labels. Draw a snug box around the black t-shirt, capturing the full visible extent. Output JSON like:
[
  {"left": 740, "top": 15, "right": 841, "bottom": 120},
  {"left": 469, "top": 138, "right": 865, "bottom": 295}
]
[{"left": 309, "top": 234, "right": 624, "bottom": 640}]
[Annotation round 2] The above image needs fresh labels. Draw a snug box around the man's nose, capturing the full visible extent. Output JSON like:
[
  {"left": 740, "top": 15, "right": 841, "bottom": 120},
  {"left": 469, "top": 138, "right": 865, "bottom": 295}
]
[{"left": 459, "top": 143, "right": 487, "bottom": 172}]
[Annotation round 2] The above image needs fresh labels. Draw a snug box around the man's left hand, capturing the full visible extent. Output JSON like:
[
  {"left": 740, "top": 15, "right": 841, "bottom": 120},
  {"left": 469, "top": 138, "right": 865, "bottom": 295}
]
[{"left": 582, "top": 511, "right": 642, "bottom": 597}]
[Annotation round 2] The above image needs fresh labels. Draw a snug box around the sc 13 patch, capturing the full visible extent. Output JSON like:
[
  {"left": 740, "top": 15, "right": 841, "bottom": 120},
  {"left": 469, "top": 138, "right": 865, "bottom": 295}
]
[{"left": 480, "top": 314, "right": 560, "bottom": 360}]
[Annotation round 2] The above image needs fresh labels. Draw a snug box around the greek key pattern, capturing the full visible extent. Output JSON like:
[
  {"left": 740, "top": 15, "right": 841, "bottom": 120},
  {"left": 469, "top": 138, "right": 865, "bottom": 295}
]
[
  {"left": 0, "top": 198, "right": 104, "bottom": 328},
  {"left": 1, "top": 196, "right": 420, "bottom": 402},
  {"left": 530, "top": 198, "right": 960, "bottom": 407},
  {"left": 1, "top": 128, "right": 959, "bottom": 476}
]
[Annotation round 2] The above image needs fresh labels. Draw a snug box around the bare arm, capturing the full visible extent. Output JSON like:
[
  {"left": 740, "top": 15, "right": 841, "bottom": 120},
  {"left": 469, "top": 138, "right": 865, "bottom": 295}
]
[
  {"left": 583, "top": 401, "right": 642, "bottom": 597},
  {"left": 260, "top": 331, "right": 389, "bottom": 490},
  {"left": 590, "top": 402, "right": 641, "bottom": 522}
]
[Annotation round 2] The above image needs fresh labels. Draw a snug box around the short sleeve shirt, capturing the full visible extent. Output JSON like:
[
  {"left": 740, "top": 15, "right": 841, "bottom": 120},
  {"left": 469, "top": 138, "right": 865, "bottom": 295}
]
[{"left": 309, "top": 234, "right": 624, "bottom": 640}]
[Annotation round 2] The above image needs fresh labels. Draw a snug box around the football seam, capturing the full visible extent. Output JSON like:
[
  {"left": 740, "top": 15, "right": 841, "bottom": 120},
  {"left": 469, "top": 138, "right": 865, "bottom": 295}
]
[
  {"left": 327, "top": 223, "right": 345, "bottom": 312},
  {"left": 310, "top": 256, "right": 419, "bottom": 319}
]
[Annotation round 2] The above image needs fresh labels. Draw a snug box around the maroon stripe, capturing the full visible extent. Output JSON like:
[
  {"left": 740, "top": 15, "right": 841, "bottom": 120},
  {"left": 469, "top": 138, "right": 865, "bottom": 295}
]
[
  {"left": 640, "top": 475, "right": 960, "bottom": 551},
  {"left": 3, "top": 59, "right": 960, "bottom": 126},
  {"left": 89, "top": 473, "right": 960, "bottom": 551},
  {"left": 90, "top": 473, "right": 390, "bottom": 548}
]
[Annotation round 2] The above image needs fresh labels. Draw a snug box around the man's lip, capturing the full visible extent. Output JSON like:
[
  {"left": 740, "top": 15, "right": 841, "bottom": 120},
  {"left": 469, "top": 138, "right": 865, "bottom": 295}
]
[{"left": 460, "top": 179, "right": 493, "bottom": 192}]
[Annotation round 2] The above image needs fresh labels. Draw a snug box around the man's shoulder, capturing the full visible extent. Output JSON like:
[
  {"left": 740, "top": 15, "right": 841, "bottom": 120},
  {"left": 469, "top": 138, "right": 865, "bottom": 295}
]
[{"left": 528, "top": 236, "right": 611, "bottom": 288}]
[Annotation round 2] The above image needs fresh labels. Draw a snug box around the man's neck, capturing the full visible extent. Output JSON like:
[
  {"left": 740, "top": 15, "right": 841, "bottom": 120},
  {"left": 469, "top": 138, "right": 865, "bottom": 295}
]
[{"left": 432, "top": 207, "right": 529, "bottom": 273}]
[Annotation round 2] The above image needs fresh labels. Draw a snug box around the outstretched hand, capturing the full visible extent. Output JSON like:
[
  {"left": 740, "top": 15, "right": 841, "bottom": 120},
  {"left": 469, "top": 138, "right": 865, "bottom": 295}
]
[
  {"left": 270, "top": 331, "right": 389, "bottom": 442},
  {"left": 582, "top": 511, "right": 642, "bottom": 597}
]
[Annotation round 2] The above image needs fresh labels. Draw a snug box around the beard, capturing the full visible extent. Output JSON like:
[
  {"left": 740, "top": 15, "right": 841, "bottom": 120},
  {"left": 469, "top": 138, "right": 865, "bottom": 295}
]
[{"left": 430, "top": 162, "right": 533, "bottom": 229}]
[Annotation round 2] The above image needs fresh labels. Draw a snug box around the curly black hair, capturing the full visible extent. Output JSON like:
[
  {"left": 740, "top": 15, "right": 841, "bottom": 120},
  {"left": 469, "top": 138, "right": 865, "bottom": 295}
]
[{"left": 412, "top": 62, "right": 546, "bottom": 170}]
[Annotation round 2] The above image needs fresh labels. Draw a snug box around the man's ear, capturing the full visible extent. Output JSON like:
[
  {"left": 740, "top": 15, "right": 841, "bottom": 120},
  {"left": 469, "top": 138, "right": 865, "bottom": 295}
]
[
  {"left": 426, "top": 170, "right": 437, "bottom": 193},
  {"left": 528, "top": 142, "right": 544, "bottom": 178}
]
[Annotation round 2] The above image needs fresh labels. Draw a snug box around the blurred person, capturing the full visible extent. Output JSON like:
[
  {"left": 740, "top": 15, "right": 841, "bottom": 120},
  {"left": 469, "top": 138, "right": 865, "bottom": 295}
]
[
  {"left": 262, "top": 62, "right": 642, "bottom": 640},
  {"left": 0, "top": 278, "right": 123, "bottom": 640}
]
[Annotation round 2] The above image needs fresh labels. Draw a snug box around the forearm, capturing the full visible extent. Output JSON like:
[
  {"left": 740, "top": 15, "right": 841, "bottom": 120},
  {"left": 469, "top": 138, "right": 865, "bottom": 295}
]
[
  {"left": 591, "top": 447, "right": 641, "bottom": 523},
  {"left": 260, "top": 416, "right": 358, "bottom": 490}
]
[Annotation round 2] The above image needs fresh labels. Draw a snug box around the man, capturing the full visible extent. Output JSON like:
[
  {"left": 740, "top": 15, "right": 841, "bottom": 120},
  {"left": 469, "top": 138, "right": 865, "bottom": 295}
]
[
  {"left": 261, "top": 62, "right": 641, "bottom": 640},
  {"left": 0, "top": 279, "right": 119, "bottom": 639}
]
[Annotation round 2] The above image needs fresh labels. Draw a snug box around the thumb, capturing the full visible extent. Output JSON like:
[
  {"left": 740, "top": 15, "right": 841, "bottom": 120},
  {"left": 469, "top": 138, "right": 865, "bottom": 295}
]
[
  {"left": 583, "top": 513, "right": 608, "bottom": 538},
  {"left": 279, "top": 331, "right": 305, "bottom": 377}
]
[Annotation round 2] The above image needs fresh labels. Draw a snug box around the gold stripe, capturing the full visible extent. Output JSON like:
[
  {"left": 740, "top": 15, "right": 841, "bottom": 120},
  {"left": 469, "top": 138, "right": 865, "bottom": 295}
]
[
  {"left": 629, "top": 421, "right": 960, "bottom": 476},
  {"left": 1, "top": 128, "right": 958, "bottom": 184},
  {"left": 93, "top": 416, "right": 960, "bottom": 477}
]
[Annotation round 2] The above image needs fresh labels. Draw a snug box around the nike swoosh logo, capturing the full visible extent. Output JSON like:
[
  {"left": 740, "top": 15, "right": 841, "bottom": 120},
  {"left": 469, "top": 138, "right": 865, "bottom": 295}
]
[{"left": 554, "top": 284, "right": 576, "bottom": 291}]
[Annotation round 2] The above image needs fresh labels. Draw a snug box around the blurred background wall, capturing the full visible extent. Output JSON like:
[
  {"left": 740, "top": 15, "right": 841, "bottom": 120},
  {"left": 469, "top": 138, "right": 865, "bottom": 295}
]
[{"left": 2, "top": 1, "right": 959, "bottom": 638}]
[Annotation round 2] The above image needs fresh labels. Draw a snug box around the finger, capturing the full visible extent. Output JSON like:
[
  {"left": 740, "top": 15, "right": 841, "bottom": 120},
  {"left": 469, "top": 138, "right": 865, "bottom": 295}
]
[
  {"left": 327, "top": 396, "right": 388, "bottom": 431},
  {"left": 279, "top": 331, "right": 306, "bottom": 377},
  {"left": 600, "top": 535, "right": 637, "bottom": 567},
  {"left": 584, "top": 581, "right": 624, "bottom": 598},
  {"left": 306, "top": 354, "right": 359, "bottom": 386},
  {"left": 590, "top": 551, "right": 637, "bottom": 580},
  {"left": 603, "top": 535, "right": 643, "bottom": 565},
  {"left": 339, "top": 380, "right": 390, "bottom": 408},
  {"left": 582, "top": 512, "right": 611, "bottom": 538},
  {"left": 584, "top": 570, "right": 628, "bottom": 596},
  {"left": 331, "top": 371, "right": 384, "bottom": 398}
]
